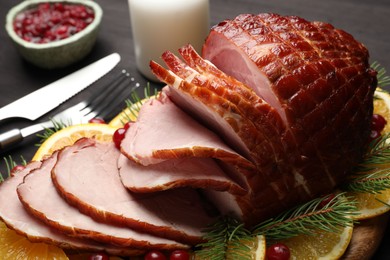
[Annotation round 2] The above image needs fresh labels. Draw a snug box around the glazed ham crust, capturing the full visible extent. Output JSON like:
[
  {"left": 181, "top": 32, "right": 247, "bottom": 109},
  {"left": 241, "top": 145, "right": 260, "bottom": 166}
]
[{"left": 150, "top": 13, "right": 376, "bottom": 225}]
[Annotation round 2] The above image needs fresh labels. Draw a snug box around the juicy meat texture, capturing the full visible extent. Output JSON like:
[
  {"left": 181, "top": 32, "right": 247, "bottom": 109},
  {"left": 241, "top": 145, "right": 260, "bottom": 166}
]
[
  {"left": 51, "top": 138, "right": 215, "bottom": 245},
  {"left": 118, "top": 153, "right": 246, "bottom": 195},
  {"left": 120, "top": 92, "right": 253, "bottom": 169},
  {"left": 17, "top": 152, "right": 186, "bottom": 251},
  {"left": 151, "top": 13, "right": 376, "bottom": 224},
  {"left": 0, "top": 161, "right": 133, "bottom": 255}
]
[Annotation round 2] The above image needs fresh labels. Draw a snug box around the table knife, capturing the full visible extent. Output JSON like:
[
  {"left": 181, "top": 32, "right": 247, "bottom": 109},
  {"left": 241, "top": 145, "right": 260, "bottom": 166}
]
[{"left": 0, "top": 53, "right": 121, "bottom": 123}]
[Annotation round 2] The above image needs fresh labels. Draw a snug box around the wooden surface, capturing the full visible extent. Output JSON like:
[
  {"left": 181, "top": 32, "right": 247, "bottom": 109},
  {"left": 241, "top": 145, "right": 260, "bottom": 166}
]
[{"left": 0, "top": 0, "right": 389, "bottom": 258}]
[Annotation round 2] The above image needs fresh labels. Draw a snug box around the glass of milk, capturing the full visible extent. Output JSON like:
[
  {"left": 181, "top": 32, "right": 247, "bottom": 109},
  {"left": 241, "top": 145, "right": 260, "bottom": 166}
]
[{"left": 128, "top": 0, "right": 210, "bottom": 81}]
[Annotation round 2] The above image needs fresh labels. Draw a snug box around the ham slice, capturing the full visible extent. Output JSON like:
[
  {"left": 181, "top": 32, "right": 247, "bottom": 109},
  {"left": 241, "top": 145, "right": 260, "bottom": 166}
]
[
  {"left": 120, "top": 92, "right": 253, "bottom": 170},
  {"left": 118, "top": 153, "right": 246, "bottom": 195},
  {"left": 17, "top": 152, "right": 186, "bottom": 251},
  {"left": 51, "top": 138, "right": 216, "bottom": 245},
  {"left": 0, "top": 161, "right": 135, "bottom": 256}
]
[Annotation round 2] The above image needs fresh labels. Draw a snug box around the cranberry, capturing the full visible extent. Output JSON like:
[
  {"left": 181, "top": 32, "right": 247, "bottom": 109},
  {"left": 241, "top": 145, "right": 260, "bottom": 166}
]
[
  {"left": 124, "top": 121, "right": 133, "bottom": 130},
  {"left": 88, "top": 252, "right": 109, "bottom": 260},
  {"left": 266, "top": 243, "right": 291, "bottom": 260},
  {"left": 144, "top": 250, "right": 167, "bottom": 260},
  {"left": 169, "top": 250, "right": 190, "bottom": 260},
  {"left": 13, "top": 2, "right": 94, "bottom": 44},
  {"left": 113, "top": 128, "right": 126, "bottom": 149},
  {"left": 369, "top": 129, "right": 381, "bottom": 142},
  {"left": 88, "top": 117, "right": 106, "bottom": 124},
  {"left": 10, "top": 165, "right": 25, "bottom": 174},
  {"left": 371, "top": 114, "right": 387, "bottom": 132}
]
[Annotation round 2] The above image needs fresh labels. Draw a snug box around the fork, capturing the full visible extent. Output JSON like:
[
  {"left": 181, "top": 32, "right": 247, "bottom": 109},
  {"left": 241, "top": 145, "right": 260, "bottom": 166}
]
[{"left": 0, "top": 70, "right": 140, "bottom": 151}]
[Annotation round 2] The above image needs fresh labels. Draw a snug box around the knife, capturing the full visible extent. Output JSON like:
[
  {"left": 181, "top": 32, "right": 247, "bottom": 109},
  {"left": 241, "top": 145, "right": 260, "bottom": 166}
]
[{"left": 0, "top": 53, "right": 121, "bottom": 123}]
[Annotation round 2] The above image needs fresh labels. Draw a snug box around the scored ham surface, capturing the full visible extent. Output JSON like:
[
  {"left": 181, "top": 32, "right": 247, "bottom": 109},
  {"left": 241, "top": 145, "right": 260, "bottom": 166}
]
[
  {"left": 17, "top": 152, "right": 186, "bottom": 251},
  {"left": 51, "top": 138, "right": 216, "bottom": 245},
  {"left": 149, "top": 13, "right": 376, "bottom": 224}
]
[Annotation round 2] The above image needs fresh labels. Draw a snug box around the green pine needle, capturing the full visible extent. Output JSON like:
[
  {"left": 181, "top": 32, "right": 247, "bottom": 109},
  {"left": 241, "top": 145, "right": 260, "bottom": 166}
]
[
  {"left": 0, "top": 155, "right": 27, "bottom": 183},
  {"left": 344, "top": 133, "right": 390, "bottom": 193},
  {"left": 345, "top": 169, "right": 390, "bottom": 194},
  {"left": 362, "top": 133, "right": 390, "bottom": 167},
  {"left": 372, "top": 62, "right": 390, "bottom": 87},
  {"left": 253, "top": 193, "right": 356, "bottom": 242},
  {"left": 35, "top": 119, "right": 69, "bottom": 147},
  {"left": 120, "top": 83, "right": 159, "bottom": 125},
  {"left": 195, "top": 216, "right": 253, "bottom": 260}
]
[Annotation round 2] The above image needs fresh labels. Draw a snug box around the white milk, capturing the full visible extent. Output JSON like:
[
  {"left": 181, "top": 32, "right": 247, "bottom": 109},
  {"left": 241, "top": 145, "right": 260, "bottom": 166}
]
[{"left": 128, "top": 0, "right": 210, "bottom": 81}]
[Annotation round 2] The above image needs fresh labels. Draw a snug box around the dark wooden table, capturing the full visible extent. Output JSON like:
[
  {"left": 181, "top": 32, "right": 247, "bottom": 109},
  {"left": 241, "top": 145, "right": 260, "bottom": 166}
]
[{"left": 0, "top": 0, "right": 389, "bottom": 258}]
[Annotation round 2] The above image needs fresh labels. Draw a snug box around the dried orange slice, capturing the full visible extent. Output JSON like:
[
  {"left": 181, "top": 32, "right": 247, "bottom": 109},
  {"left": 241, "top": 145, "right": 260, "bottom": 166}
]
[
  {"left": 0, "top": 221, "right": 68, "bottom": 260},
  {"left": 32, "top": 123, "right": 116, "bottom": 161}
]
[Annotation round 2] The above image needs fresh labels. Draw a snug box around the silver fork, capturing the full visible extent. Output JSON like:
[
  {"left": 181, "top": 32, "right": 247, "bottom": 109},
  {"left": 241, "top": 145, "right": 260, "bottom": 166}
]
[{"left": 0, "top": 70, "right": 140, "bottom": 151}]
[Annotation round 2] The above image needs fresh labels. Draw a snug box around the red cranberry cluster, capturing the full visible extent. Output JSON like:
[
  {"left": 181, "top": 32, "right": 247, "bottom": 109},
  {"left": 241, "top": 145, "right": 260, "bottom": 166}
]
[{"left": 13, "top": 2, "right": 94, "bottom": 43}]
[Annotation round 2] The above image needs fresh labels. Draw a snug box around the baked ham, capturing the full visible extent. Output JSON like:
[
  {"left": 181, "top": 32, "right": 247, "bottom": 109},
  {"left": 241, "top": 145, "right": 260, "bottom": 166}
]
[
  {"left": 0, "top": 12, "right": 378, "bottom": 256},
  {"left": 51, "top": 138, "right": 216, "bottom": 245},
  {"left": 149, "top": 13, "right": 376, "bottom": 224},
  {"left": 17, "top": 152, "right": 186, "bottom": 251}
]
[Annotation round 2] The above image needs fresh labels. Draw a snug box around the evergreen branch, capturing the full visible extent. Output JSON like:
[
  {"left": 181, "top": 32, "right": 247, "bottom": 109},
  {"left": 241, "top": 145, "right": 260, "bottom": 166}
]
[
  {"left": 360, "top": 133, "right": 390, "bottom": 168},
  {"left": 35, "top": 119, "right": 69, "bottom": 147},
  {"left": 1, "top": 155, "right": 27, "bottom": 183},
  {"left": 372, "top": 61, "right": 390, "bottom": 87},
  {"left": 345, "top": 168, "right": 390, "bottom": 194},
  {"left": 344, "top": 133, "right": 390, "bottom": 193},
  {"left": 121, "top": 83, "right": 159, "bottom": 125},
  {"left": 252, "top": 193, "right": 356, "bottom": 241},
  {"left": 195, "top": 216, "right": 252, "bottom": 260}
]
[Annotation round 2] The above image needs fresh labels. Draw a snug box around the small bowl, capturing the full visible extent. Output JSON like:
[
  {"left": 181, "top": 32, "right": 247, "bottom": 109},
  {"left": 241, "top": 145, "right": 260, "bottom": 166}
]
[{"left": 5, "top": 0, "right": 103, "bottom": 69}]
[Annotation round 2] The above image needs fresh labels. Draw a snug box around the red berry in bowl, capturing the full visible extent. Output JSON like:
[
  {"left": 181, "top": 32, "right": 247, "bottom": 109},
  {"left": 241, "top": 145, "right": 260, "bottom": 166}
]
[{"left": 12, "top": 2, "right": 95, "bottom": 44}]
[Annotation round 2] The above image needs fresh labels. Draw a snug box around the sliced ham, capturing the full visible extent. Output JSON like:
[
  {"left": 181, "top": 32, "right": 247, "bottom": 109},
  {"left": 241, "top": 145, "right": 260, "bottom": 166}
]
[
  {"left": 120, "top": 92, "right": 253, "bottom": 170},
  {"left": 0, "top": 161, "right": 136, "bottom": 256},
  {"left": 51, "top": 138, "right": 215, "bottom": 245},
  {"left": 118, "top": 153, "right": 246, "bottom": 195},
  {"left": 17, "top": 152, "right": 186, "bottom": 251}
]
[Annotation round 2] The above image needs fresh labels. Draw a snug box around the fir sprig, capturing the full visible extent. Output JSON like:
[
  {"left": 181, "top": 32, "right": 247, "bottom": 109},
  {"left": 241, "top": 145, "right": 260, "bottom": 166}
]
[
  {"left": 253, "top": 193, "right": 356, "bottom": 241},
  {"left": 346, "top": 169, "right": 390, "bottom": 194},
  {"left": 372, "top": 62, "right": 390, "bottom": 87},
  {"left": 195, "top": 216, "right": 252, "bottom": 260},
  {"left": 361, "top": 133, "right": 390, "bottom": 168},
  {"left": 0, "top": 155, "right": 27, "bottom": 183},
  {"left": 121, "top": 83, "right": 159, "bottom": 125},
  {"left": 344, "top": 133, "right": 390, "bottom": 193},
  {"left": 35, "top": 119, "right": 69, "bottom": 147},
  {"left": 195, "top": 193, "right": 356, "bottom": 259}
]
